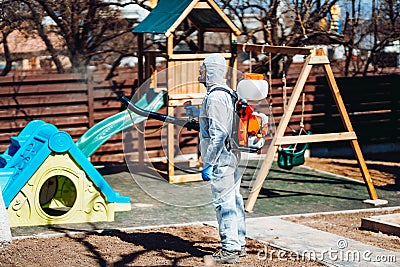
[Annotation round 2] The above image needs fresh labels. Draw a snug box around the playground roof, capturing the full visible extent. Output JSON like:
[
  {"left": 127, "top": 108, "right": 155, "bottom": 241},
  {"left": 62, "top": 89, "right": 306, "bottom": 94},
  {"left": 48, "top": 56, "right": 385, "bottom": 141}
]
[{"left": 133, "top": 0, "right": 241, "bottom": 37}]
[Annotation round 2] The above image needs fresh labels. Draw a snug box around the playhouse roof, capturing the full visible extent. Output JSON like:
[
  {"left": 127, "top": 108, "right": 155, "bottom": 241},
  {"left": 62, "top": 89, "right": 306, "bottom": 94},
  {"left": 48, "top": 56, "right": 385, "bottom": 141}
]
[{"left": 133, "top": 0, "right": 241, "bottom": 37}]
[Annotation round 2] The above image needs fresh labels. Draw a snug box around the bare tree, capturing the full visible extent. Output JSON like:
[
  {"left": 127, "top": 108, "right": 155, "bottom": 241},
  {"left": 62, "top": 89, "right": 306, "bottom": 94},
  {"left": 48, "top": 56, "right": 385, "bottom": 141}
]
[
  {"left": 220, "top": 0, "right": 399, "bottom": 77},
  {"left": 342, "top": 0, "right": 361, "bottom": 76},
  {"left": 2, "top": 0, "right": 397, "bottom": 77},
  {"left": 340, "top": 0, "right": 400, "bottom": 76},
  {"left": 219, "top": 0, "right": 344, "bottom": 76},
  {"left": 0, "top": 0, "right": 33, "bottom": 75},
  {"left": 33, "top": 0, "right": 142, "bottom": 73},
  {"left": 0, "top": 28, "right": 13, "bottom": 76},
  {"left": 361, "top": 0, "right": 400, "bottom": 75},
  {"left": 1, "top": 0, "right": 151, "bottom": 75}
]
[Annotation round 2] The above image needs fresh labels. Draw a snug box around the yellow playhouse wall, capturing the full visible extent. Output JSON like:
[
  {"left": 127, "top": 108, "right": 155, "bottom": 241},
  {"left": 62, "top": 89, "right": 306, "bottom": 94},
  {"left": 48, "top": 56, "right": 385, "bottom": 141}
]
[{"left": 7, "top": 153, "right": 115, "bottom": 227}]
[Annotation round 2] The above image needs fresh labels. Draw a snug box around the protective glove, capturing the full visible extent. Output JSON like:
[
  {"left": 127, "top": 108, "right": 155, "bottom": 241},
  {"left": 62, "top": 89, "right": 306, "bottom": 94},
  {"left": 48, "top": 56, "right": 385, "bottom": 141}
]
[{"left": 201, "top": 163, "right": 213, "bottom": 181}]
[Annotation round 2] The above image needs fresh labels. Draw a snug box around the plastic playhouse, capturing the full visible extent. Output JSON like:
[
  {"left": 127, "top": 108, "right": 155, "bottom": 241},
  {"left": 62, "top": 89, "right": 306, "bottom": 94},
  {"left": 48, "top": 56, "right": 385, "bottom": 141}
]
[{"left": 0, "top": 89, "right": 165, "bottom": 227}]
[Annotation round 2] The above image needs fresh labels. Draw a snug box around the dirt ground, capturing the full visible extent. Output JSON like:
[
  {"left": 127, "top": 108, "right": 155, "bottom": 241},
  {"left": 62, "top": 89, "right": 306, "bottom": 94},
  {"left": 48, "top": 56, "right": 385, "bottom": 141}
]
[
  {"left": 287, "top": 157, "right": 400, "bottom": 253},
  {"left": 0, "top": 224, "right": 323, "bottom": 267},
  {"left": 285, "top": 208, "right": 400, "bottom": 253},
  {"left": 0, "top": 157, "right": 399, "bottom": 266},
  {"left": 303, "top": 157, "right": 400, "bottom": 188}
]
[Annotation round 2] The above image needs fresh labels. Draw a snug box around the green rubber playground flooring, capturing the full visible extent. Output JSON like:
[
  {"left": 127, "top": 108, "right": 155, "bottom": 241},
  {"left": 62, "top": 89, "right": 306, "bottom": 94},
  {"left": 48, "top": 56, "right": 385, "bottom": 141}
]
[
  {"left": 9, "top": 160, "right": 400, "bottom": 237},
  {"left": 244, "top": 162, "right": 400, "bottom": 216}
]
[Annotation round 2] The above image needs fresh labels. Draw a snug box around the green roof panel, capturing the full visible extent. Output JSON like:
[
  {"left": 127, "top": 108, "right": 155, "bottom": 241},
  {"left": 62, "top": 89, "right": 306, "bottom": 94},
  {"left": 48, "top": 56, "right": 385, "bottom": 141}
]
[{"left": 133, "top": 0, "right": 193, "bottom": 34}]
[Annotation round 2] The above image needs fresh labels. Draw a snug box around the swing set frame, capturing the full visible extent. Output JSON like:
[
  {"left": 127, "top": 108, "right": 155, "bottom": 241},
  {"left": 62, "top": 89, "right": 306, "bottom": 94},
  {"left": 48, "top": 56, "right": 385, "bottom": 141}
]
[{"left": 237, "top": 43, "right": 388, "bottom": 212}]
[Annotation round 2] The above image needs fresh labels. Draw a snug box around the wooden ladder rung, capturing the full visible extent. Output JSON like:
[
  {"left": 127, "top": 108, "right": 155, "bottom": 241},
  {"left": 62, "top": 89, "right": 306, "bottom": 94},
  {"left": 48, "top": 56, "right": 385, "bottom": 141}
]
[{"left": 275, "top": 132, "right": 357, "bottom": 146}]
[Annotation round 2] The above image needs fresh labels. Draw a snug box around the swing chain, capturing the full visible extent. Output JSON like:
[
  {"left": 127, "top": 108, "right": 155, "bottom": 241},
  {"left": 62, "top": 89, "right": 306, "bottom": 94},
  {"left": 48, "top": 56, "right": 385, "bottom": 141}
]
[
  {"left": 282, "top": 54, "right": 287, "bottom": 112},
  {"left": 283, "top": 89, "right": 307, "bottom": 152},
  {"left": 299, "top": 92, "right": 307, "bottom": 134},
  {"left": 268, "top": 50, "right": 273, "bottom": 112}
]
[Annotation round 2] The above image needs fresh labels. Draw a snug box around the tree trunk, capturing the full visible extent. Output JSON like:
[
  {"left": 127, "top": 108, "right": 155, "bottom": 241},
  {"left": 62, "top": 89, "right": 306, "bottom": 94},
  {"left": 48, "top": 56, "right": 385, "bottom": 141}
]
[
  {"left": 70, "top": 53, "right": 90, "bottom": 74},
  {"left": 37, "top": 27, "right": 65, "bottom": 73},
  {"left": 0, "top": 32, "right": 13, "bottom": 76},
  {"left": 30, "top": 7, "right": 66, "bottom": 73}
]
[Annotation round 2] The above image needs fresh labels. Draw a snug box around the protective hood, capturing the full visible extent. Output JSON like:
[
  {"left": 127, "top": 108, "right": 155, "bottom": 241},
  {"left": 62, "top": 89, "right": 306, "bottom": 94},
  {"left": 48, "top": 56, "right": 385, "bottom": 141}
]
[{"left": 202, "top": 53, "right": 227, "bottom": 88}]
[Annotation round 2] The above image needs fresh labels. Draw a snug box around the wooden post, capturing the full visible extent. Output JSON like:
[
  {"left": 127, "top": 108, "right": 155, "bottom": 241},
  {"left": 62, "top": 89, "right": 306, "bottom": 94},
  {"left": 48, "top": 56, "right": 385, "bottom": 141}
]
[
  {"left": 167, "top": 104, "right": 175, "bottom": 178},
  {"left": 137, "top": 33, "right": 145, "bottom": 166},
  {"left": 87, "top": 72, "right": 95, "bottom": 128},
  {"left": 322, "top": 62, "right": 378, "bottom": 201},
  {"left": 137, "top": 33, "right": 144, "bottom": 85}
]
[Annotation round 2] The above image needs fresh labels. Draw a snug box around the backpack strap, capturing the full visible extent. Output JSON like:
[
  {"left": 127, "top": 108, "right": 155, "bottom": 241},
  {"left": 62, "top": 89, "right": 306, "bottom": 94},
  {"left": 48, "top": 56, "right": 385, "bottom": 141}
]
[
  {"left": 208, "top": 87, "right": 238, "bottom": 107},
  {"left": 208, "top": 87, "right": 238, "bottom": 152}
]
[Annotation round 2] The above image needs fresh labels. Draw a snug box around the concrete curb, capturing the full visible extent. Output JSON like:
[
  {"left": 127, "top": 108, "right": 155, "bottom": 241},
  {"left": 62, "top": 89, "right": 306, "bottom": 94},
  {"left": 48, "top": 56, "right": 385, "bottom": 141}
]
[{"left": 272, "top": 206, "right": 400, "bottom": 219}]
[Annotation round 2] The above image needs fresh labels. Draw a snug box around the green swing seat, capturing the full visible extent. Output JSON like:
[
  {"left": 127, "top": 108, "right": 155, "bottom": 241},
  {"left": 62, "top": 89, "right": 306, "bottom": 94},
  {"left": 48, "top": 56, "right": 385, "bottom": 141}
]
[{"left": 277, "top": 130, "right": 312, "bottom": 170}]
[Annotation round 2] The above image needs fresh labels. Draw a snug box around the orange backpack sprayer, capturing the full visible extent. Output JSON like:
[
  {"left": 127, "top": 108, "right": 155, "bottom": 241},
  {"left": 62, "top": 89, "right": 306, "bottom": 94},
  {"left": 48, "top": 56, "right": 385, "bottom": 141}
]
[{"left": 236, "top": 73, "right": 269, "bottom": 150}]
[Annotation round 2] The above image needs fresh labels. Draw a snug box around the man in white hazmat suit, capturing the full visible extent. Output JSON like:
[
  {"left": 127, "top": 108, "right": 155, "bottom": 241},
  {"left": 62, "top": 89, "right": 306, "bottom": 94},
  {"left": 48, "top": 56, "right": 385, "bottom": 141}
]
[{"left": 198, "top": 53, "right": 246, "bottom": 264}]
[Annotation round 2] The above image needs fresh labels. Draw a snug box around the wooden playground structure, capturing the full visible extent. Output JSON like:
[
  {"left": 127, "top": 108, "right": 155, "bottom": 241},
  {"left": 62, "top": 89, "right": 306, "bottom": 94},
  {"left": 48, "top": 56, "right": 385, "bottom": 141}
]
[
  {"left": 131, "top": 0, "right": 387, "bottom": 209},
  {"left": 133, "top": 0, "right": 241, "bottom": 183}
]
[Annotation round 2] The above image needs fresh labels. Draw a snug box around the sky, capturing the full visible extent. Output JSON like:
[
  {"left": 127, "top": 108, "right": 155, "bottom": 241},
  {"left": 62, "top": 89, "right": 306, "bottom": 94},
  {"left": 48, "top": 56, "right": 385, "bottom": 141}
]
[{"left": 338, "top": 0, "right": 373, "bottom": 18}]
